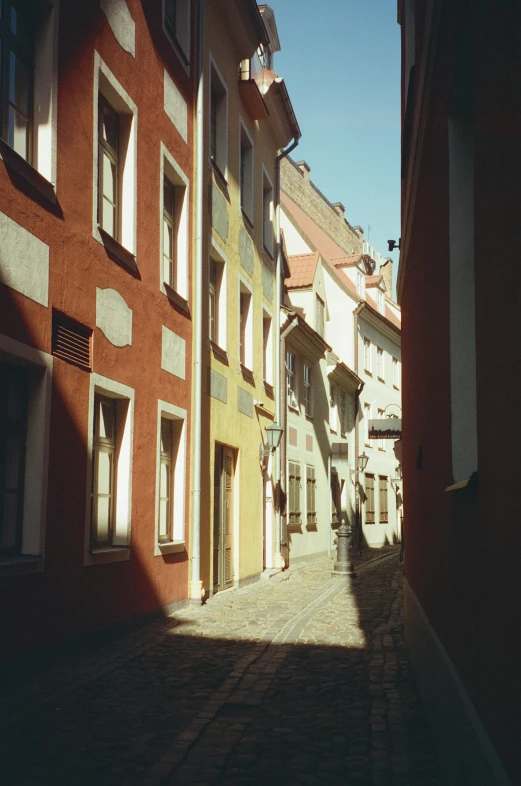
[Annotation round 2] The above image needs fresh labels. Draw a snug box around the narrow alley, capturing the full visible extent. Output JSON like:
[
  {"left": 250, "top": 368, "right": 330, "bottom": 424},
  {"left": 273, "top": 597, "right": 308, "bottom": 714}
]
[{"left": 1, "top": 552, "right": 441, "bottom": 786}]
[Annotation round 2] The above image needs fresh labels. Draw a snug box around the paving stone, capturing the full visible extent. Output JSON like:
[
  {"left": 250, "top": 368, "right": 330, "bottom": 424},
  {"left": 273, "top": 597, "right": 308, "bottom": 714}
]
[{"left": 0, "top": 549, "right": 443, "bottom": 786}]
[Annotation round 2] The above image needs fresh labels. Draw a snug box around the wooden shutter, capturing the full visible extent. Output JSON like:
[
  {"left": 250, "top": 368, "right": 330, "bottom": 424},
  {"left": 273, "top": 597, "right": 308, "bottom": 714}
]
[
  {"left": 379, "top": 476, "right": 388, "bottom": 523},
  {"left": 365, "top": 473, "right": 375, "bottom": 524}
]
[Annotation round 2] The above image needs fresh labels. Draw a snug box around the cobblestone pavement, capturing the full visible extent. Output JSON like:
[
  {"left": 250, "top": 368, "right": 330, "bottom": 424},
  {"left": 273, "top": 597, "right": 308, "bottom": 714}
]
[{"left": 1, "top": 550, "right": 443, "bottom": 786}]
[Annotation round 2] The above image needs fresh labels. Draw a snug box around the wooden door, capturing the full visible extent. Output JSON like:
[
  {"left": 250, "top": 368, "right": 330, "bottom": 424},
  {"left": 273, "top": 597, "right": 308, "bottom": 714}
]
[{"left": 213, "top": 444, "right": 234, "bottom": 591}]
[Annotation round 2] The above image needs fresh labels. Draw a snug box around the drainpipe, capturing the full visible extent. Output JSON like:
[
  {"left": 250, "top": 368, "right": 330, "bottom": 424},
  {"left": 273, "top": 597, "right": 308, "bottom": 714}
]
[
  {"left": 190, "top": 0, "right": 205, "bottom": 604},
  {"left": 278, "top": 314, "right": 298, "bottom": 565},
  {"left": 353, "top": 301, "right": 364, "bottom": 550},
  {"left": 273, "top": 135, "right": 300, "bottom": 568}
]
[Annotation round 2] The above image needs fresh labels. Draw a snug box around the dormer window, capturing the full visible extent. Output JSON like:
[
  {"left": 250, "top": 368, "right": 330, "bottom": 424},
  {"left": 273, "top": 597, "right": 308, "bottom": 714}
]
[{"left": 377, "top": 289, "right": 385, "bottom": 314}]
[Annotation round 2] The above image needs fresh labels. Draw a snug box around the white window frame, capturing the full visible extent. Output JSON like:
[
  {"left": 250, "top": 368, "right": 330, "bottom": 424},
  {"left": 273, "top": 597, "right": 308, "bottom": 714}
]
[
  {"left": 329, "top": 382, "right": 337, "bottom": 431},
  {"left": 160, "top": 143, "right": 189, "bottom": 300},
  {"left": 364, "top": 337, "right": 372, "bottom": 374},
  {"left": 262, "top": 307, "right": 273, "bottom": 386},
  {"left": 84, "top": 373, "right": 134, "bottom": 566},
  {"left": 339, "top": 389, "right": 348, "bottom": 436},
  {"left": 0, "top": 0, "right": 59, "bottom": 188},
  {"left": 92, "top": 51, "right": 138, "bottom": 256},
  {"left": 377, "top": 288, "right": 385, "bottom": 314},
  {"left": 364, "top": 402, "right": 372, "bottom": 447},
  {"left": 262, "top": 166, "right": 274, "bottom": 257},
  {"left": 287, "top": 351, "right": 297, "bottom": 409},
  {"left": 357, "top": 269, "right": 366, "bottom": 298},
  {"left": 377, "top": 346, "right": 384, "bottom": 381},
  {"left": 303, "top": 363, "right": 313, "bottom": 417},
  {"left": 155, "top": 400, "right": 187, "bottom": 555},
  {"left": 377, "top": 408, "right": 386, "bottom": 451},
  {"left": 0, "top": 334, "right": 52, "bottom": 574},
  {"left": 392, "top": 356, "right": 400, "bottom": 389},
  {"left": 209, "top": 55, "right": 228, "bottom": 180},
  {"left": 238, "top": 275, "right": 253, "bottom": 370},
  {"left": 209, "top": 236, "right": 228, "bottom": 350},
  {"left": 239, "top": 116, "right": 254, "bottom": 224},
  {"left": 162, "top": 0, "right": 191, "bottom": 71}
]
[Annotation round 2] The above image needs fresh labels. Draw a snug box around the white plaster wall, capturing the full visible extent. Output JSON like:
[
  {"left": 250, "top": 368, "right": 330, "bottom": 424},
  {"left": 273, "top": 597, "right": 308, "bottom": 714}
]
[
  {"left": 323, "top": 264, "right": 357, "bottom": 370},
  {"left": 96, "top": 288, "right": 132, "bottom": 346},
  {"left": 280, "top": 210, "right": 313, "bottom": 255},
  {"left": 0, "top": 211, "right": 49, "bottom": 306},
  {"left": 101, "top": 0, "right": 135, "bottom": 57},
  {"left": 164, "top": 70, "right": 188, "bottom": 143},
  {"left": 162, "top": 325, "right": 186, "bottom": 380}
]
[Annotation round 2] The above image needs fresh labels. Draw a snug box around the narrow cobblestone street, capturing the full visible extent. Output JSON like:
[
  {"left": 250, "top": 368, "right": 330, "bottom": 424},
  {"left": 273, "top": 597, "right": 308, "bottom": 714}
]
[{"left": 1, "top": 552, "right": 442, "bottom": 786}]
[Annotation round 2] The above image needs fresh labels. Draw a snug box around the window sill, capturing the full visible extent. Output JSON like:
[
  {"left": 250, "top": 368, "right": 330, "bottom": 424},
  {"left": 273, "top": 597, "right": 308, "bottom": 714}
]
[
  {"left": 445, "top": 472, "right": 478, "bottom": 493},
  {"left": 241, "top": 209, "right": 254, "bottom": 235},
  {"left": 263, "top": 380, "right": 275, "bottom": 399},
  {"left": 378, "top": 447, "right": 386, "bottom": 452},
  {"left": 86, "top": 546, "right": 130, "bottom": 566},
  {"left": 378, "top": 377, "right": 385, "bottom": 384},
  {"left": 0, "top": 137, "right": 57, "bottom": 207},
  {"left": 262, "top": 244, "right": 275, "bottom": 263},
  {"left": 365, "top": 370, "right": 373, "bottom": 377},
  {"left": 288, "top": 404, "right": 300, "bottom": 414},
  {"left": 0, "top": 554, "right": 43, "bottom": 577},
  {"left": 211, "top": 160, "right": 229, "bottom": 198},
  {"left": 98, "top": 227, "right": 138, "bottom": 274},
  {"left": 158, "top": 541, "right": 186, "bottom": 555},
  {"left": 330, "top": 427, "right": 338, "bottom": 434},
  {"left": 305, "top": 413, "right": 314, "bottom": 421},
  {"left": 306, "top": 519, "right": 318, "bottom": 532},
  {"left": 210, "top": 341, "right": 229, "bottom": 365},
  {"left": 240, "top": 363, "right": 255, "bottom": 385},
  {"left": 393, "top": 384, "right": 400, "bottom": 391},
  {"left": 287, "top": 521, "right": 302, "bottom": 533},
  {"left": 164, "top": 282, "right": 190, "bottom": 315}
]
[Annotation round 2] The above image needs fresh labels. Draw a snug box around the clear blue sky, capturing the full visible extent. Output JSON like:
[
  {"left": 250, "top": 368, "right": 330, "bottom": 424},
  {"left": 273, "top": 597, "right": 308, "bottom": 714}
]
[{"left": 273, "top": 0, "right": 401, "bottom": 291}]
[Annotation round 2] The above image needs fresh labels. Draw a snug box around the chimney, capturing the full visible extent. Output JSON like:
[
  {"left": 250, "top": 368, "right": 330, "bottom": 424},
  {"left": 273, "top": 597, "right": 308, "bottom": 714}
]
[
  {"left": 332, "top": 202, "right": 345, "bottom": 217},
  {"left": 380, "top": 259, "right": 393, "bottom": 297},
  {"left": 353, "top": 225, "right": 364, "bottom": 238},
  {"left": 295, "top": 160, "right": 310, "bottom": 182}
]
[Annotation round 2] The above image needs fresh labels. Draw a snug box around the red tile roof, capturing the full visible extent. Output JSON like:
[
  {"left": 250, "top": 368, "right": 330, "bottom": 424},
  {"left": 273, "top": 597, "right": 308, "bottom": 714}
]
[
  {"left": 286, "top": 251, "right": 319, "bottom": 289},
  {"left": 366, "top": 275, "right": 383, "bottom": 287},
  {"left": 281, "top": 191, "right": 359, "bottom": 299}
]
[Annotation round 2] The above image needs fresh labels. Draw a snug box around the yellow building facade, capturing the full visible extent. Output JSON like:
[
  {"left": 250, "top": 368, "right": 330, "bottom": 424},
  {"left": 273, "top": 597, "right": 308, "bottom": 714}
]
[{"left": 193, "top": 0, "right": 299, "bottom": 597}]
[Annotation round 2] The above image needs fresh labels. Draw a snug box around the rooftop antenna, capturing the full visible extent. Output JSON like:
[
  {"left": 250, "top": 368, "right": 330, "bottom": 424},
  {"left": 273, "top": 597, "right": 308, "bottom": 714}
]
[{"left": 367, "top": 224, "right": 372, "bottom": 244}]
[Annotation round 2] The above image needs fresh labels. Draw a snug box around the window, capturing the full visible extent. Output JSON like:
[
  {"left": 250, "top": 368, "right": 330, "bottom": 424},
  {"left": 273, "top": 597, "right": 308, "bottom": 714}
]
[
  {"left": 0, "top": 0, "right": 58, "bottom": 183},
  {"left": 161, "top": 145, "right": 189, "bottom": 299},
  {"left": 316, "top": 295, "right": 325, "bottom": 337},
  {"left": 357, "top": 269, "right": 365, "bottom": 298},
  {"left": 0, "top": 0, "right": 33, "bottom": 161},
  {"left": 262, "top": 168, "right": 274, "bottom": 256},
  {"left": 288, "top": 461, "right": 301, "bottom": 527},
  {"left": 94, "top": 54, "right": 137, "bottom": 255},
  {"left": 378, "top": 408, "right": 385, "bottom": 450},
  {"left": 210, "top": 59, "right": 227, "bottom": 178},
  {"left": 156, "top": 401, "right": 186, "bottom": 554},
  {"left": 379, "top": 476, "right": 388, "bottom": 523},
  {"left": 286, "top": 351, "right": 297, "bottom": 408},
  {"left": 364, "top": 337, "right": 372, "bottom": 373},
  {"left": 262, "top": 311, "right": 273, "bottom": 385},
  {"left": 392, "top": 356, "right": 400, "bottom": 389},
  {"left": 209, "top": 239, "right": 227, "bottom": 350},
  {"left": 306, "top": 466, "right": 317, "bottom": 527},
  {"left": 377, "top": 346, "right": 384, "bottom": 381},
  {"left": 0, "top": 341, "right": 52, "bottom": 570},
  {"left": 364, "top": 402, "right": 372, "bottom": 446},
  {"left": 339, "top": 389, "right": 347, "bottom": 435},
  {"left": 239, "top": 281, "right": 252, "bottom": 369},
  {"left": 365, "top": 473, "right": 375, "bottom": 524},
  {"left": 303, "top": 363, "right": 313, "bottom": 417},
  {"left": 239, "top": 119, "right": 254, "bottom": 223},
  {"left": 0, "top": 364, "right": 28, "bottom": 555},
  {"left": 86, "top": 375, "right": 134, "bottom": 564},
  {"left": 377, "top": 289, "right": 385, "bottom": 314},
  {"left": 329, "top": 383, "right": 337, "bottom": 431},
  {"left": 163, "top": 0, "right": 190, "bottom": 65}
]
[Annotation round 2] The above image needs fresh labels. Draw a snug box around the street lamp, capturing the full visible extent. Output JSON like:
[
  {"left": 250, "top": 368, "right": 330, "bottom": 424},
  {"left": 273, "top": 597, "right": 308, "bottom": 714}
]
[
  {"left": 358, "top": 452, "right": 369, "bottom": 473},
  {"left": 259, "top": 421, "right": 283, "bottom": 459}
]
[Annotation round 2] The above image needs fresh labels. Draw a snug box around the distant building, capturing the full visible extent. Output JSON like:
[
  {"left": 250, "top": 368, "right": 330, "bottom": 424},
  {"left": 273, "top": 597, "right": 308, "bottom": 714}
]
[
  {"left": 399, "top": 1, "right": 518, "bottom": 783},
  {"left": 280, "top": 157, "right": 402, "bottom": 564}
]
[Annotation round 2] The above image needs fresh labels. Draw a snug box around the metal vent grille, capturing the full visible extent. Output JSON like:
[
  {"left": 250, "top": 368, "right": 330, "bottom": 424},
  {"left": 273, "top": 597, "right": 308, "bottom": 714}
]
[{"left": 52, "top": 314, "right": 92, "bottom": 370}]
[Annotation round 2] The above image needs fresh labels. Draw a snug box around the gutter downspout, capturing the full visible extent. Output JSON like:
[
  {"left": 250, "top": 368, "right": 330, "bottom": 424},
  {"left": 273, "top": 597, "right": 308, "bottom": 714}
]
[
  {"left": 353, "top": 301, "right": 365, "bottom": 550},
  {"left": 190, "top": 0, "right": 205, "bottom": 604},
  {"left": 278, "top": 313, "right": 298, "bottom": 566},
  {"left": 273, "top": 135, "right": 300, "bottom": 569}
]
